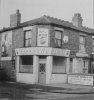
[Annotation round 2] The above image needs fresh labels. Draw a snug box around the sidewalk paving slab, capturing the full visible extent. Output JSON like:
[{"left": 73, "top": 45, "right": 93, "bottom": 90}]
[{"left": 1, "top": 81, "right": 94, "bottom": 94}]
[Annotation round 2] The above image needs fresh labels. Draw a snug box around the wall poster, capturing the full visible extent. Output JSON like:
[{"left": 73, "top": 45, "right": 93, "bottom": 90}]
[
  {"left": 37, "top": 28, "right": 49, "bottom": 46},
  {"left": 1, "top": 31, "right": 12, "bottom": 60}
]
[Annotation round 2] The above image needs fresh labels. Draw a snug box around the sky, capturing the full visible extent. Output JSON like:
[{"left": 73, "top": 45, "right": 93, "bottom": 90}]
[{"left": 0, "top": 0, "right": 93, "bottom": 29}]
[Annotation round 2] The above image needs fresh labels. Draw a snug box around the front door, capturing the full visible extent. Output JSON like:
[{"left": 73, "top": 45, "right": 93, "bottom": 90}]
[{"left": 38, "top": 62, "right": 46, "bottom": 84}]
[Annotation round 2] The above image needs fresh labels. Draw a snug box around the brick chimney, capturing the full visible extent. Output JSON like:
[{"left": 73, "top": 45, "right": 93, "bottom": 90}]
[
  {"left": 72, "top": 13, "right": 83, "bottom": 27},
  {"left": 10, "top": 9, "right": 21, "bottom": 27}
]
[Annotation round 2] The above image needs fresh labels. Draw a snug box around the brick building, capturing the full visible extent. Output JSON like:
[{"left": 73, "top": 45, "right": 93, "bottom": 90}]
[{"left": 0, "top": 10, "right": 94, "bottom": 85}]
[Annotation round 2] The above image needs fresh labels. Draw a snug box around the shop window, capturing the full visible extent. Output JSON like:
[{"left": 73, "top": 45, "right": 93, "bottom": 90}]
[
  {"left": 79, "top": 36, "right": 85, "bottom": 52},
  {"left": 19, "top": 56, "right": 33, "bottom": 73},
  {"left": 24, "top": 30, "right": 32, "bottom": 47},
  {"left": 83, "top": 60, "right": 88, "bottom": 73},
  {"left": 52, "top": 56, "right": 66, "bottom": 74},
  {"left": 55, "top": 30, "right": 62, "bottom": 48}
]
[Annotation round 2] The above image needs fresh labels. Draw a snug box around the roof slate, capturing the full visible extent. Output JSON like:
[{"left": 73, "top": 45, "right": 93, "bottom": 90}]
[{"left": 0, "top": 15, "right": 94, "bottom": 34}]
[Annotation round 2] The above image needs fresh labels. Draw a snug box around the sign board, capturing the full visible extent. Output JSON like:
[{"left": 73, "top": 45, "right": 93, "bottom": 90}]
[
  {"left": 15, "top": 47, "right": 70, "bottom": 57},
  {"left": 63, "top": 36, "right": 68, "bottom": 43},
  {"left": 68, "top": 74, "right": 93, "bottom": 86},
  {"left": 76, "top": 52, "right": 88, "bottom": 57},
  {"left": 1, "top": 31, "right": 12, "bottom": 60},
  {"left": 37, "top": 28, "right": 49, "bottom": 46}
]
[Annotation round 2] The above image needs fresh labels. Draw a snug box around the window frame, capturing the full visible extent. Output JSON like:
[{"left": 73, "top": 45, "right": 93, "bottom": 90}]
[
  {"left": 24, "top": 29, "right": 32, "bottom": 47},
  {"left": 54, "top": 30, "right": 62, "bottom": 48},
  {"left": 79, "top": 35, "right": 85, "bottom": 52},
  {"left": 19, "top": 55, "right": 33, "bottom": 73}
]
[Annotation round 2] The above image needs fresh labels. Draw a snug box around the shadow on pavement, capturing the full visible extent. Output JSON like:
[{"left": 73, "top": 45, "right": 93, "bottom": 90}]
[{"left": 0, "top": 81, "right": 65, "bottom": 100}]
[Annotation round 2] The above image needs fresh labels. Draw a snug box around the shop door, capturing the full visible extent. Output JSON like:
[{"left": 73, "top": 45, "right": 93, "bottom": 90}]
[{"left": 38, "top": 62, "right": 46, "bottom": 84}]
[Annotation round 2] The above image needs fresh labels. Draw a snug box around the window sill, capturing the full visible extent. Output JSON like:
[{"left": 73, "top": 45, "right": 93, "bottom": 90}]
[
  {"left": 52, "top": 73, "right": 66, "bottom": 74},
  {"left": 19, "top": 72, "right": 33, "bottom": 74}
]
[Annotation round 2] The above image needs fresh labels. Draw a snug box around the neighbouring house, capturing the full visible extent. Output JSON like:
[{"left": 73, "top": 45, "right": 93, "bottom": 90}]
[{"left": 0, "top": 10, "right": 94, "bottom": 85}]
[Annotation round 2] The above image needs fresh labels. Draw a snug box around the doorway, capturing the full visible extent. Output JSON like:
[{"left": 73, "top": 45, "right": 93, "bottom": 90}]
[{"left": 38, "top": 58, "right": 46, "bottom": 84}]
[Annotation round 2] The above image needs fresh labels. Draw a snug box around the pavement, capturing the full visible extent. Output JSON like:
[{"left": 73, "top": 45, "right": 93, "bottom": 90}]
[
  {"left": 46, "top": 83, "right": 94, "bottom": 94},
  {"left": 1, "top": 81, "right": 94, "bottom": 94},
  {"left": 5, "top": 81, "right": 94, "bottom": 94}
]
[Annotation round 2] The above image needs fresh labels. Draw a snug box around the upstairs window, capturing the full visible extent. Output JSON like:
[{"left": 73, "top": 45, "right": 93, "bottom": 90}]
[
  {"left": 79, "top": 36, "right": 85, "bottom": 52},
  {"left": 24, "top": 30, "right": 32, "bottom": 47},
  {"left": 92, "top": 38, "right": 94, "bottom": 52},
  {"left": 55, "top": 30, "right": 62, "bottom": 48}
]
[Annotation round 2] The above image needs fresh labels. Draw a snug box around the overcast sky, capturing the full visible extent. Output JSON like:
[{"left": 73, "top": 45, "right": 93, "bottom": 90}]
[{"left": 0, "top": 0, "right": 93, "bottom": 29}]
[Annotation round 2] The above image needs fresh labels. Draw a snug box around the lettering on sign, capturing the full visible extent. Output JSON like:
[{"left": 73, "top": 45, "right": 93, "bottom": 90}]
[
  {"left": 15, "top": 47, "right": 70, "bottom": 57},
  {"left": 68, "top": 75, "right": 93, "bottom": 86}
]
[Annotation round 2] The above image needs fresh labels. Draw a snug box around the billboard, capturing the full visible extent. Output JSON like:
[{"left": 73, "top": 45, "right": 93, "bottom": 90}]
[
  {"left": 37, "top": 28, "right": 49, "bottom": 46},
  {"left": 1, "top": 31, "right": 12, "bottom": 60}
]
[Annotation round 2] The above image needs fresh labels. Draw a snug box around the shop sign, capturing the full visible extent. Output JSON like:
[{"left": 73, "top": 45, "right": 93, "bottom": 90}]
[
  {"left": 63, "top": 36, "right": 68, "bottom": 43},
  {"left": 15, "top": 47, "right": 70, "bottom": 57},
  {"left": 68, "top": 74, "right": 93, "bottom": 86},
  {"left": 37, "top": 28, "right": 49, "bottom": 46}
]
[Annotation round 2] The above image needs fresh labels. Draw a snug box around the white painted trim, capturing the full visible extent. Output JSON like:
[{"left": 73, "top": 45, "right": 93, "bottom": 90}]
[
  {"left": 33, "top": 56, "right": 39, "bottom": 83},
  {"left": 46, "top": 56, "right": 53, "bottom": 84},
  {"left": 80, "top": 33, "right": 87, "bottom": 36},
  {"left": 54, "top": 27, "right": 64, "bottom": 31},
  {"left": 23, "top": 26, "right": 32, "bottom": 30},
  {"left": 76, "top": 52, "right": 88, "bottom": 57},
  {"left": 1, "top": 57, "right": 12, "bottom": 60}
]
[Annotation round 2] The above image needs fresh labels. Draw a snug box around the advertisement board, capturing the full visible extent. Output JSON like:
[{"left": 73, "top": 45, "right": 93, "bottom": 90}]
[{"left": 37, "top": 28, "right": 49, "bottom": 46}]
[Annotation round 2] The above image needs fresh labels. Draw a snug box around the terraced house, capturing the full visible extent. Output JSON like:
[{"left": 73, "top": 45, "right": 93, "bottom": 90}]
[{"left": 0, "top": 10, "right": 94, "bottom": 86}]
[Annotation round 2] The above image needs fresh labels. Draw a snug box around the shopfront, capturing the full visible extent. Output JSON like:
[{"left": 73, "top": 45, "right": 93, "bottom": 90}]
[
  {"left": 15, "top": 47, "right": 70, "bottom": 84},
  {"left": 68, "top": 52, "right": 94, "bottom": 86}
]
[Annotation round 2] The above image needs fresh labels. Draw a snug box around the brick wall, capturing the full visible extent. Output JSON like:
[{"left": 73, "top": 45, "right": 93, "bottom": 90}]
[
  {"left": 68, "top": 29, "right": 79, "bottom": 57},
  {"left": 85, "top": 35, "right": 92, "bottom": 55},
  {"left": 0, "top": 24, "right": 93, "bottom": 81},
  {"left": 12, "top": 28, "right": 24, "bottom": 55},
  {"left": 49, "top": 26, "right": 92, "bottom": 57}
]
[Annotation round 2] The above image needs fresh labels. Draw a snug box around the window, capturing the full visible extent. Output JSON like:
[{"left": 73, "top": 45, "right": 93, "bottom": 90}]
[
  {"left": 19, "top": 56, "right": 33, "bottom": 73},
  {"left": 89, "top": 61, "right": 94, "bottom": 73},
  {"left": 83, "top": 60, "right": 88, "bottom": 73},
  {"left": 92, "top": 39, "right": 94, "bottom": 52},
  {"left": 52, "top": 56, "right": 66, "bottom": 74},
  {"left": 55, "top": 30, "right": 62, "bottom": 48},
  {"left": 24, "top": 30, "right": 32, "bottom": 47},
  {"left": 79, "top": 36, "right": 85, "bottom": 52}
]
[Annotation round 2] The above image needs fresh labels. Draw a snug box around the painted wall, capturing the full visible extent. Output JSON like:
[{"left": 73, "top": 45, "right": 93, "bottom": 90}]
[
  {"left": 16, "top": 73, "right": 35, "bottom": 84},
  {"left": 72, "top": 58, "right": 89, "bottom": 74},
  {"left": 68, "top": 74, "right": 94, "bottom": 86},
  {"left": 50, "top": 74, "right": 67, "bottom": 83},
  {"left": 16, "top": 56, "right": 39, "bottom": 84}
]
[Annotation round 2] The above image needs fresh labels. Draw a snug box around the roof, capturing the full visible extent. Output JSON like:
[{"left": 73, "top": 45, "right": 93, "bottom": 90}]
[{"left": 0, "top": 15, "right": 94, "bottom": 34}]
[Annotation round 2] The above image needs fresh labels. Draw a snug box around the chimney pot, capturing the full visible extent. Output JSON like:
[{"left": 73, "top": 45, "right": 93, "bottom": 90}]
[
  {"left": 72, "top": 13, "right": 83, "bottom": 27},
  {"left": 10, "top": 9, "right": 21, "bottom": 27}
]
